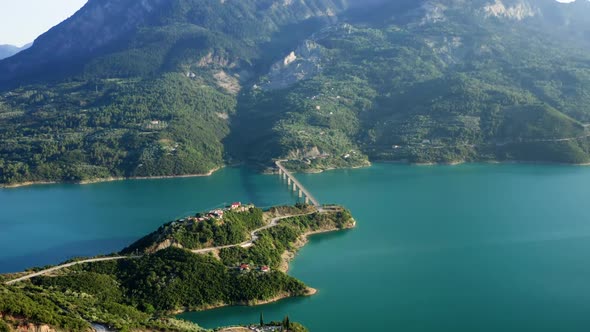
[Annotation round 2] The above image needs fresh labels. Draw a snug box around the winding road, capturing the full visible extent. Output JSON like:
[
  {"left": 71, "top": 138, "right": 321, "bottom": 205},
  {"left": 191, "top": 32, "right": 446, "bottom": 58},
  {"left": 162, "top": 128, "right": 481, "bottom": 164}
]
[
  {"left": 191, "top": 210, "right": 319, "bottom": 254},
  {"left": 4, "top": 210, "right": 329, "bottom": 285},
  {"left": 4, "top": 256, "right": 136, "bottom": 285}
]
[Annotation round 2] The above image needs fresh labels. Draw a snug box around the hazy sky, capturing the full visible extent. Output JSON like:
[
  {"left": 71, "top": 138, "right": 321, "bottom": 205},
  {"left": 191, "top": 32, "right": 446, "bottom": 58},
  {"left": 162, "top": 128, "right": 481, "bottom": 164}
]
[
  {"left": 0, "top": 0, "right": 88, "bottom": 47},
  {"left": 0, "top": 0, "right": 580, "bottom": 47}
]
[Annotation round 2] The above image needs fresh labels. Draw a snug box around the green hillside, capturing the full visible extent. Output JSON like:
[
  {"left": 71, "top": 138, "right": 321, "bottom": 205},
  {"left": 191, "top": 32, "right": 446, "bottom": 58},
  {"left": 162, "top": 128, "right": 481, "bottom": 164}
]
[{"left": 2, "top": 0, "right": 590, "bottom": 184}]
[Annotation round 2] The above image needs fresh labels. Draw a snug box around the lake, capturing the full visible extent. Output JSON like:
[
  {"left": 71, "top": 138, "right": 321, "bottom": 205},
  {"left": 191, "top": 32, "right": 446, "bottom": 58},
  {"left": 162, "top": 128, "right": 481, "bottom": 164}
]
[{"left": 2, "top": 164, "right": 590, "bottom": 331}]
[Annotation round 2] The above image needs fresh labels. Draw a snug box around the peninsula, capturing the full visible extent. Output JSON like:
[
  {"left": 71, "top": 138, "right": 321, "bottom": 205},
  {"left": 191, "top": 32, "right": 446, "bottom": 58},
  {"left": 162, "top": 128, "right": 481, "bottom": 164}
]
[{"left": 0, "top": 203, "right": 355, "bottom": 332}]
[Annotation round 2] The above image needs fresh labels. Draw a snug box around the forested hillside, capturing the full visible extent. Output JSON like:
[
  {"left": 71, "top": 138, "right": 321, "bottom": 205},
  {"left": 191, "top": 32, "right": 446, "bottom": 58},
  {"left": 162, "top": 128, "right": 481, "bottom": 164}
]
[
  {"left": 0, "top": 203, "right": 352, "bottom": 331},
  {"left": 230, "top": 0, "right": 590, "bottom": 168},
  {"left": 1, "top": 0, "right": 590, "bottom": 184}
]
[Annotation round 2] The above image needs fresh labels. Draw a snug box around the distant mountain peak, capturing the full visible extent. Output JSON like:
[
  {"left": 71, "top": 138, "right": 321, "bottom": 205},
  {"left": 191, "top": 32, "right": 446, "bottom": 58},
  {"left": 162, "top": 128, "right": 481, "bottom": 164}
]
[{"left": 0, "top": 43, "right": 31, "bottom": 60}]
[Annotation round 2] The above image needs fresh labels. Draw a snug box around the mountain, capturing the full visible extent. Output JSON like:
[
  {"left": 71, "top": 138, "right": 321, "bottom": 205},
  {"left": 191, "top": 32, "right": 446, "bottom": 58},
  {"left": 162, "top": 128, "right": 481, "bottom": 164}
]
[
  {"left": 0, "top": 45, "right": 19, "bottom": 60},
  {"left": 1, "top": 0, "right": 590, "bottom": 185},
  {"left": 0, "top": 43, "right": 30, "bottom": 60}
]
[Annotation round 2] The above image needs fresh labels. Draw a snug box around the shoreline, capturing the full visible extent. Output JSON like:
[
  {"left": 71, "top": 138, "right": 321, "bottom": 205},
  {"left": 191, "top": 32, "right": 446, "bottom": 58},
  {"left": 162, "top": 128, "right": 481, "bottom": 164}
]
[
  {"left": 176, "top": 219, "right": 356, "bottom": 316},
  {"left": 0, "top": 167, "right": 222, "bottom": 189},
  {"left": 4, "top": 158, "right": 590, "bottom": 189},
  {"left": 279, "top": 221, "right": 357, "bottom": 274},
  {"left": 373, "top": 159, "right": 590, "bottom": 167},
  {"left": 267, "top": 160, "right": 372, "bottom": 175},
  {"left": 173, "top": 287, "right": 318, "bottom": 315}
]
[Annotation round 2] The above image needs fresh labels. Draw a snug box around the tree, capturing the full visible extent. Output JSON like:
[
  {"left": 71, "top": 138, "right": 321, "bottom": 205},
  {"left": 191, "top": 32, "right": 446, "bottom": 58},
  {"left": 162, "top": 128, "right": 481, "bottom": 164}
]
[
  {"left": 260, "top": 312, "right": 264, "bottom": 327},
  {"left": 282, "top": 316, "right": 291, "bottom": 330},
  {"left": 0, "top": 320, "right": 10, "bottom": 332}
]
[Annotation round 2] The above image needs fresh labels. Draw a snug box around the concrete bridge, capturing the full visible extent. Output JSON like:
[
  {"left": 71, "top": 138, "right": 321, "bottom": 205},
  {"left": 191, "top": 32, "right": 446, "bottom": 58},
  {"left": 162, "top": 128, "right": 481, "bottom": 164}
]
[{"left": 275, "top": 160, "right": 320, "bottom": 207}]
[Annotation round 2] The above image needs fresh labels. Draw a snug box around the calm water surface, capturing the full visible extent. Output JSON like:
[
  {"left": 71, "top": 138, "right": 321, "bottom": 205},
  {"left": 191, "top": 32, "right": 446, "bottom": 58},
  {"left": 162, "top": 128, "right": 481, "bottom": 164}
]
[
  {"left": 3, "top": 164, "right": 590, "bottom": 331},
  {"left": 0, "top": 167, "right": 296, "bottom": 272}
]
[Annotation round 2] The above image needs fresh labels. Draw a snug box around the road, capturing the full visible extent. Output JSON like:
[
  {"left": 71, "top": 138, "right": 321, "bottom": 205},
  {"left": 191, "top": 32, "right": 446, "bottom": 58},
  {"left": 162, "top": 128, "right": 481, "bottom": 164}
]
[
  {"left": 92, "top": 324, "right": 115, "bottom": 332},
  {"left": 6, "top": 210, "right": 334, "bottom": 284},
  {"left": 494, "top": 132, "right": 590, "bottom": 147},
  {"left": 4, "top": 256, "right": 135, "bottom": 285},
  {"left": 191, "top": 211, "right": 319, "bottom": 254}
]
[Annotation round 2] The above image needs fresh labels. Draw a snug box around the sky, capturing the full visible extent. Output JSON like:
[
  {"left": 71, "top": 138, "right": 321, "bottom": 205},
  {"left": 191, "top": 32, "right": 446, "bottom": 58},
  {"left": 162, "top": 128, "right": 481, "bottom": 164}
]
[
  {"left": 0, "top": 0, "right": 581, "bottom": 47},
  {"left": 0, "top": 0, "right": 88, "bottom": 47}
]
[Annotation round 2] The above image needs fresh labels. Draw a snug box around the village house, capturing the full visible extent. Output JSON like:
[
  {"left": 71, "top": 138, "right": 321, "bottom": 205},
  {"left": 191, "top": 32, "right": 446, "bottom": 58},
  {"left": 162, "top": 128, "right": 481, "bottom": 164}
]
[
  {"left": 208, "top": 209, "right": 224, "bottom": 218},
  {"left": 230, "top": 202, "right": 242, "bottom": 209},
  {"left": 260, "top": 266, "right": 270, "bottom": 273},
  {"left": 240, "top": 263, "right": 250, "bottom": 271}
]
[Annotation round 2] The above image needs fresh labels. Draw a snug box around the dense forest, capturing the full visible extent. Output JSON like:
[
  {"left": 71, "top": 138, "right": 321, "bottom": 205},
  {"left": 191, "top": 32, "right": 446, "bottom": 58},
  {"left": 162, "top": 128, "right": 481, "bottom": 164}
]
[
  {"left": 124, "top": 207, "right": 266, "bottom": 253},
  {"left": 124, "top": 204, "right": 355, "bottom": 270},
  {"left": 0, "top": 249, "right": 307, "bottom": 331},
  {"left": 1, "top": 0, "right": 590, "bottom": 184}
]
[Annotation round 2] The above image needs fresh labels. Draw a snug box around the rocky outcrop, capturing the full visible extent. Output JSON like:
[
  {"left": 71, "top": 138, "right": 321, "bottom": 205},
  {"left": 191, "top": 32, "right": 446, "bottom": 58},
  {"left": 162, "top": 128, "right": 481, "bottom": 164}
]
[
  {"left": 483, "top": 0, "right": 538, "bottom": 20},
  {"left": 0, "top": 314, "right": 61, "bottom": 332},
  {"left": 145, "top": 238, "right": 184, "bottom": 254},
  {"left": 286, "top": 146, "right": 323, "bottom": 160},
  {"left": 14, "top": 324, "right": 58, "bottom": 332},
  {"left": 262, "top": 40, "right": 324, "bottom": 90}
]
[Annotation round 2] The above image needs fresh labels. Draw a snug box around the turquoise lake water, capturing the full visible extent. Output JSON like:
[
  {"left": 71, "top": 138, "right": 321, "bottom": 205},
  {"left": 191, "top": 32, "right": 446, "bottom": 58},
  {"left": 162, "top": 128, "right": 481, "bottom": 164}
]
[{"left": 2, "top": 164, "right": 590, "bottom": 331}]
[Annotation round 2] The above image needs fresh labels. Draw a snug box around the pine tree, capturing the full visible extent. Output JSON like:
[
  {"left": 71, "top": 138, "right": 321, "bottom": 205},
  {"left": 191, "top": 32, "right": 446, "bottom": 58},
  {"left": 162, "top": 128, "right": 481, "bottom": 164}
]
[
  {"left": 260, "top": 312, "right": 264, "bottom": 327},
  {"left": 282, "top": 315, "right": 291, "bottom": 330}
]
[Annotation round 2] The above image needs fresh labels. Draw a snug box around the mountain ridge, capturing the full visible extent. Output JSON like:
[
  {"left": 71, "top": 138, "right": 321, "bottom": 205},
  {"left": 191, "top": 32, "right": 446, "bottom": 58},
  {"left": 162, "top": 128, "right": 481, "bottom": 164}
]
[{"left": 0, "top": 43, "right": 31, "bottom": 61}]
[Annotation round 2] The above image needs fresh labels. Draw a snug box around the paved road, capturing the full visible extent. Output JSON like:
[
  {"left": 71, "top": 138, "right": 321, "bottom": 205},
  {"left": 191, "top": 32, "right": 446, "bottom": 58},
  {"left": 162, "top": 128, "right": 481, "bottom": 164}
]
[
  {"left": 92, "top": 324, "right": 115, "bottom": 332},
  {"left": 5, "top": 256, "right": 136, "bottom": 285},
  {"left": 191, "top": 211, "right": 319, "bottom": 254}
]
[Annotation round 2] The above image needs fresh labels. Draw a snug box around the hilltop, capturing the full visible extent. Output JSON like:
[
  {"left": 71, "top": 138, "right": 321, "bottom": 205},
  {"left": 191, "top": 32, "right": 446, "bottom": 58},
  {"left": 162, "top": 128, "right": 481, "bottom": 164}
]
[{"left": 1, "top": 0, "right": 590, "bottom": 184}]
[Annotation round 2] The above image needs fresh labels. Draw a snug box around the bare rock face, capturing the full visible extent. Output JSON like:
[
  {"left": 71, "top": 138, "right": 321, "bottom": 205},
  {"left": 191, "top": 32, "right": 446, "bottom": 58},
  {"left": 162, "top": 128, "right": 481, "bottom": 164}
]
[
  {"left": 14, "top": 324, "right": 58, "bottom": 332},
  {"left": 0, "top": 315, "right": 61, "bottom": 332},
  {"left": 483, "top": 0, "right": 538, "bottom": 20},
  {"left": 262, "top": 40, "right": 324, "bottom": 90},
  {"left": 287, "top": 146, "right": 323, "bottom": 159}
]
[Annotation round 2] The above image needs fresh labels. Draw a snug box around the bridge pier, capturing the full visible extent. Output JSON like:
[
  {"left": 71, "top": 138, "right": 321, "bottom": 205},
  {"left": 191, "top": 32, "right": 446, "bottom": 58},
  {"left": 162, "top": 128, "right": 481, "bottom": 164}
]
[
  {"left": 298, "top": 189, "right": 303, "bottom": 198},
  {"left": 305, "top": 197, "right": 310, "bottom": 204},
  {"left": 287, "top": 178, "right": 291, "bottom": 185},
  {"left": 293, "top": 182, "right": 297, "bottom": 192}
]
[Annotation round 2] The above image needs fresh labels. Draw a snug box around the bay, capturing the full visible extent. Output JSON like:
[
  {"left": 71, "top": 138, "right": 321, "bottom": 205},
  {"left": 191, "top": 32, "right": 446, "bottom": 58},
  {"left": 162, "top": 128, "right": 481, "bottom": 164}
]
[{"left": 0, "top": 167, "right": 296, "bottom": 273}]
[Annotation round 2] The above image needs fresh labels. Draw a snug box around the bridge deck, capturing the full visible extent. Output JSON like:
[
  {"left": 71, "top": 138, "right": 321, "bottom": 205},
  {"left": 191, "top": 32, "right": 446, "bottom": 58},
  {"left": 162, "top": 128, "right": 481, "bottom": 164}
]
[{"left": 276, "top": 161, "right": 320, "bottom": 207}]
